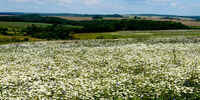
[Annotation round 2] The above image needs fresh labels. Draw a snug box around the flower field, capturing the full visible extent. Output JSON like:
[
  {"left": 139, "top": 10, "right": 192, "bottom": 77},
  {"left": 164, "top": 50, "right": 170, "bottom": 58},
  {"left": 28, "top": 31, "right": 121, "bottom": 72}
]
[{"left": 0, "top": 39, "right": 200, "bottom": 99}]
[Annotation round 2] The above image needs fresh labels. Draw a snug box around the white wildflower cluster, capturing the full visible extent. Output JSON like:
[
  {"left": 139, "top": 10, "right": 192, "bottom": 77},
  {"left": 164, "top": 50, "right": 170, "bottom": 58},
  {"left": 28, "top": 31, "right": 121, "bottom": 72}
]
[{"left": 0, "top": 40, "right": 199, "bottom": 99}]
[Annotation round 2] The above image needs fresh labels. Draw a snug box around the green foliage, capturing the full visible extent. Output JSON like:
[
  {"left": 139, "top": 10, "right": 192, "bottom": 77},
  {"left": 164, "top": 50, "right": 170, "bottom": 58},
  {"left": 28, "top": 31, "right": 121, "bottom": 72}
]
[
  {"left": 96, "top": 36, "right": 104, "bottom": 39},
  {"left": 161, "top": 16, "right": 178, "bottom": 19},
  {"left": 92, "top": 16, "right": 103, "bottom": 20},
  {"left": 23, "top": 38, "right": 29, "bottom": 41},
  {"left": 76, "top": 19, "right": 188, "bottom": 32},
  {"left": 189, "top": 26, "right": 200, "bottom": 29},
  {"left": 0, "top": 37, "right": 30, "bottom": 43},
  {"left": 25, "top": 24, "right": 83, "bottom": 39},
  {"left": 133, "top": 16, "right": 141, "bottom": 19},
  {"left": 0, "top": 27, "right": 8, "bottom": 35},
  {"left": 0, "top": 21, "right": 52, "bottom": 27}
]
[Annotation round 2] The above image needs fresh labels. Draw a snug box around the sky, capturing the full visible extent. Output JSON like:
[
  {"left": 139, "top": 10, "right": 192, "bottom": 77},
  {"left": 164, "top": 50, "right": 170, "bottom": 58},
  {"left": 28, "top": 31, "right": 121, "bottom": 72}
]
[{"left": 0, "top": 0, "right": 200, "bottom": 16}]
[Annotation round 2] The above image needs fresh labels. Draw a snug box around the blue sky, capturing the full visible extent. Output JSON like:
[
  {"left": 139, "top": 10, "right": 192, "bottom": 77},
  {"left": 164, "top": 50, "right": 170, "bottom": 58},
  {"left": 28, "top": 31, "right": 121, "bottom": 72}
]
[{"left": 0, "top": 0, "right": 200, "bottom": 15}]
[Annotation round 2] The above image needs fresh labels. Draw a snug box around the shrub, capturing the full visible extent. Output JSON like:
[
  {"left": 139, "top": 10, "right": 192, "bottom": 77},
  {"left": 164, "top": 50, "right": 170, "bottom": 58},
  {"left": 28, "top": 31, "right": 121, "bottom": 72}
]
[{"left": 96, "top": 36, "right": 104, "bottom": 39}]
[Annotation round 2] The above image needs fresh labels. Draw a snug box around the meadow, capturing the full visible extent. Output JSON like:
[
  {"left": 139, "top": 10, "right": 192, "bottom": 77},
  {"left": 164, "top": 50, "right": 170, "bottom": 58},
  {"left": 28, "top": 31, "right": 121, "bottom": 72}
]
[
  {"left": 0, "top": 35, "right": 43, "bottom": 45},
  {"left": 0, "top": 21, "right": 49, "bottom": 44},
  {"left": 0, "top": 38, "right": 199, "bottom": 99},
  {"left": 72, "top": 30, "right": 200, "bottom": 40},
  {"left": 0, "top": 15, "right": 200, "bottom": 99},
  {"left": 0, "top": 21, "right": 52, "bottom": 27}
]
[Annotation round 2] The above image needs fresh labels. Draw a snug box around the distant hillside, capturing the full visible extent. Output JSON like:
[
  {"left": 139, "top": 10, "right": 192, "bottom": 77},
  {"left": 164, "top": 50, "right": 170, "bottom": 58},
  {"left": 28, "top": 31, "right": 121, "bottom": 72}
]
[
  {"left": 1, "top": 12, "right": 200, "bottom": 19},
  {"left": 0, "top": 12, "right": 26, "bottom": 16},
  {"left": 0, "top": 12, "right": 123, "bottom": 17},
  {"left": 39, "top": 13, "right": 123, "bottom": 17},
  {"left": 126, "top": 14, "right": 200, "bottom": 19}
]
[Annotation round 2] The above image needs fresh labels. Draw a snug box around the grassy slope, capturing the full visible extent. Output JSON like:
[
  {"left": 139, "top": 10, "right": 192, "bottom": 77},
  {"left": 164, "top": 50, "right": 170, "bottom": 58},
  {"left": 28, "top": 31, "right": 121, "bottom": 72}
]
[
  {"left": 0, "top": 21, "right": 52, "bottom": 27},
  {"left": 72, "top": 30, "right": 200, "bottom": 39},
  {"left": 0, "top": 35, "right": 44, "bottom": 45},
  {"left": 0, "top": 21, "right": 49, "bottom": 44}
]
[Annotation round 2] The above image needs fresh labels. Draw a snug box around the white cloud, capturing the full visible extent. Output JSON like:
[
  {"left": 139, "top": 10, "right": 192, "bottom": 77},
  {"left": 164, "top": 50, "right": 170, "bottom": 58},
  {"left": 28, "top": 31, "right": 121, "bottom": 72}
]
[
  {"left": 170, "top": 2, "right": 184, "bottom": 8},
  {"left": 8, "top": 0, "right": 46, "bottom": 5},
  {"left": 150, "top": 0, "right": 170, "bottom": 2},
  {"left": 56, "top": 0, "right": 100, "bottom": 7},
  {"left": 59, "top": 0, "right": 73, "bottom": 3},
  {"left": 85, "top": 0, "right": 99, "bottom": 5},
  {"left": 170, "top": 2, "right": 177, "bottom": 7},
  {"left": 34, "top": 0, "right": 46, "bottom": 5},
  {"left": 147, "top": 0, "right": 172, "bottom": 3},
  {"left": 145, "top": 0, "right": 173, "bottom": 5},
  {"left": 8, "top": 0, "right": 29, "bottom": 2},
  {"left": 192, "top": 3, "right": 200, "bottom": 7}
]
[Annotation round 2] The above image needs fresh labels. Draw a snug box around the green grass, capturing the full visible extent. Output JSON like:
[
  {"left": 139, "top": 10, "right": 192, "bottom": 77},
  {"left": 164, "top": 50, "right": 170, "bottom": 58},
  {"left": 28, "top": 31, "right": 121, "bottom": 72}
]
[
  {"left": 190, "top": 26, "right": 200, "bottom": 29},
  {"left": 0, "top": 35, "right": 45, "bottom": 45},
  {"left": 0, "top": 21, "right": 52, "bottom": 27},
  {"left": 72, "top": 30, "right": 200, "bottom": 40}
]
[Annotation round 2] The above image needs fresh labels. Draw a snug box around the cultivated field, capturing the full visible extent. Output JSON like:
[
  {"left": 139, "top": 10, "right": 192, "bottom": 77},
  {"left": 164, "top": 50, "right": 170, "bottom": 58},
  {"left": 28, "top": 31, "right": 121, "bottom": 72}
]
[
  {"left": 136, "top": 16, "right": 200, "bottom": 27},
  {"left": 0, "top": 39, "right": 199, "bottom": 99},
  {"left": 147, "top": 18, "right": 200, "bottom": 27}
]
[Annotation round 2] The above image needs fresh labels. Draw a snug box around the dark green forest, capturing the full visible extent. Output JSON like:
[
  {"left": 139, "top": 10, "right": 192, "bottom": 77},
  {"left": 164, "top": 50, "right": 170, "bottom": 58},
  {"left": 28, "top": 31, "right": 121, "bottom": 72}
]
[{"left": 0, "top": 14, "right": 189, "bottom": 40}]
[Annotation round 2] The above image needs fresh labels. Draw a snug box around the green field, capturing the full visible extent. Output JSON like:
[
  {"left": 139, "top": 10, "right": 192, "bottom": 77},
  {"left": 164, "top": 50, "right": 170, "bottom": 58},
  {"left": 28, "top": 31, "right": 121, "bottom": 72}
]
[
  {"left": 0, "top": 35, "right": 44, "bottom": 45},
  {"left": 0, "top": 21, "right": 51, "bottom": 44},
  {"left": 1, "top": 29, "right": 200, "bottom": 45},
  {"left": 73, "top": 30, "right": 200, "bottom": 39},
  {"left": 0, "top": 21, "right": 52, "bottom": 27}
]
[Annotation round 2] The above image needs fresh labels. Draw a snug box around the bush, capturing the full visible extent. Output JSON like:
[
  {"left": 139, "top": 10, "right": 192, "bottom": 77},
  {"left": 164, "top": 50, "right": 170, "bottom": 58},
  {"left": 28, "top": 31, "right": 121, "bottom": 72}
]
[
  {"left": 23, "top": 38, "right": 29, "bottom": 41},
  {"left": 96, "top": 36, "right": 104, "bottom": 39},
  {"left": 0, "top": 27, "right": 8, "bottom": 35}
]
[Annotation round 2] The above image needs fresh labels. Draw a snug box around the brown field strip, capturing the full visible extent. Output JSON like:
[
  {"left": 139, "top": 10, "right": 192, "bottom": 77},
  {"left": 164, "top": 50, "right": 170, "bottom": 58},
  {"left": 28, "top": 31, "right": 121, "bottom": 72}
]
[{"left": 144, "top": 18, "right": 200, "bottom": 26}]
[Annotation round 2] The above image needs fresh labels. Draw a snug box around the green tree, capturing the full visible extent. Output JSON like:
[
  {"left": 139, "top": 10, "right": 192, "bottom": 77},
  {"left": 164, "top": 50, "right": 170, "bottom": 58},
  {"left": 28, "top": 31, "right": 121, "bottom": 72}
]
[
  {"left": 92, "top": 16, "right": 103, "bottom": 20},
  {"left": 0, "top": 27, "right": 8, "bottom": 35}
]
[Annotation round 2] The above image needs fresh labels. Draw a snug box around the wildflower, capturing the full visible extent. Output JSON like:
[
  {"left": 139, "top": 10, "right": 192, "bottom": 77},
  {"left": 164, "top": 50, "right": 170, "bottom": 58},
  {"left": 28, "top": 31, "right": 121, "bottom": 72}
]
[
  {"left": 185, "top": 80, "right": 190, "bottom": 87},
  {"left": 0, "top": 40, "right": 199, "bottom": 99},
  {"left": 62, "top": 90, "right": 66, "bottom": 94},
  {"left": 116, "top": 83, "right": 119, "bottom": 86}
]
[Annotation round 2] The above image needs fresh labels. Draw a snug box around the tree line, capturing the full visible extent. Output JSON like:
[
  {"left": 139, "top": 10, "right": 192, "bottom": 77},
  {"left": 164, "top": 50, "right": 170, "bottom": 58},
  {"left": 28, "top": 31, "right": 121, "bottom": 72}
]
[
  {"left": 25, "top": 24, "right": 83, "bottom": 40},
  {"left": 76, "top": 19, "right": 188, "bottom": 32},
  {"left": 0, "top": 14, "right": 189, "bottom": 40},
  {"left": 0, "top": 14, "right": 75, "bottom": 24}
]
